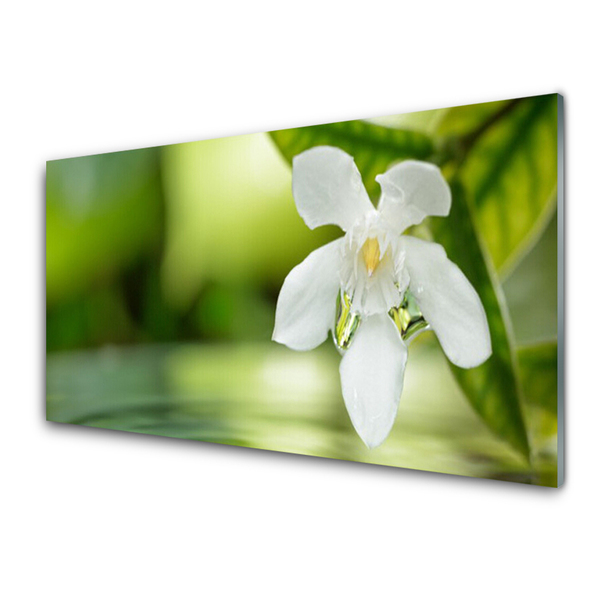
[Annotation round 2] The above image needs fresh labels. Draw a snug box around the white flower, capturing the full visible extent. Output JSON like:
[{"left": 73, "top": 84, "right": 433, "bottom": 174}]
[{"left": 272, "top": 146, "right": 492, "bottom": 449}]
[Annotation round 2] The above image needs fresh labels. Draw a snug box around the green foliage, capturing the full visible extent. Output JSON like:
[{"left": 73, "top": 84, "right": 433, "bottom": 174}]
[
  {"left": 430, "top": 182, "right": 530, "bottom": 459},
  {"left": 517, "top": 341, "right": 558, "bottom": 415},
  {"left": 517, "top": 340, "right": 558, "bottom": 453},
  {"left": 438, "top": 95, "right": 558, "bottom": 275},
  {"left": 435, "top": 99, "right": 514, "bottom": 138},
  {"left": 270, "top": 119, "right": 433, "bottom": 199}
]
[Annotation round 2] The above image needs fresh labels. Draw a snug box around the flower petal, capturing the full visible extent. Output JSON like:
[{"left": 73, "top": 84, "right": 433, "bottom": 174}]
[
  {"left": 272, "top": 239, "right": 344, "bottom": 351},
  {"left": 339, "top": 314, "right": 408, "bottom": 449},
  {"left": 376, "top": 160, "right": 451, "bottom": 234},
  {"left": 401, "top": 236, "right": 491, "bottom": 368},
  {"left": 292, "top": 146, "right": 374, "bottom": 231}
]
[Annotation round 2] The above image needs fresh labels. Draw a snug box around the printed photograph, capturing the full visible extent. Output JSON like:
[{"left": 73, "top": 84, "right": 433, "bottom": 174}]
[{"left": 46, "top": 94, "right": 561, "bottom": 486}]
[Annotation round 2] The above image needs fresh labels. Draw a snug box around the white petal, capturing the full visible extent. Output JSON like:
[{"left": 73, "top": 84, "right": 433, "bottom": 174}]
[
  {"left": 339, "top": 314, "right": 408, "bottom": 449},
  {"left": 272, "top": 239, "right": 344, "bottom": 351},
  {"left": 401, "top": 236, "right": 491, "bottom": 368},
  {"left": 292, "top": 146, "right": 374, "bottom": 231},
  {"left": 376, "top": 160, "right": 451, "bottom": 234}
]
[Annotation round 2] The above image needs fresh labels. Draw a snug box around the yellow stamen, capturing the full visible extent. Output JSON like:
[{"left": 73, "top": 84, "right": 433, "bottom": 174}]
[{"left": 362, "top": 237, "right": 381, "bottom": 276}]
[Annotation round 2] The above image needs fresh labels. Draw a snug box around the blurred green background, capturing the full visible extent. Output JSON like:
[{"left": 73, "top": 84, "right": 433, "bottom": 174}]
[{"left": 46, "top": 95, "right": 559, "bottom": 485}]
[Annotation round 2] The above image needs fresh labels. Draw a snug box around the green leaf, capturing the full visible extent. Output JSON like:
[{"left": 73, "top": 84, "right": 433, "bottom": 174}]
[
  {"left": 435, "top": 99, "right": 516, "bottom": 138},
  {"left": 517, "top": 341, "right": 558, "bottom": 415},
  {"left": 430, "top": 180, "right": 530, "bottom": 460},
  {"left": 270, "top": 119, "right": 434, "bottom": 198},
  {"left": 439, "top": 94, "right": 558, "bottom": 275}
]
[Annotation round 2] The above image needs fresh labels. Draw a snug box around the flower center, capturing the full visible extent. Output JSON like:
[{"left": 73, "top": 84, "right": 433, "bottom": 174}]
[{"left": 361, "top": 237, "right": 381, "bottom": 276}]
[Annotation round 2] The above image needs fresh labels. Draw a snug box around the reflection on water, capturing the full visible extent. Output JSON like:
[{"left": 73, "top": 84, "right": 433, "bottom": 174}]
[{"left": 46, "top": 340, "right": 557, "bottom": 486}]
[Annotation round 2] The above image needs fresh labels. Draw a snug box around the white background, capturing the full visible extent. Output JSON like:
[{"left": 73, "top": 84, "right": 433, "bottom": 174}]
[{"left": 2, "top": 2, "right": 597, "bottom": 598}]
